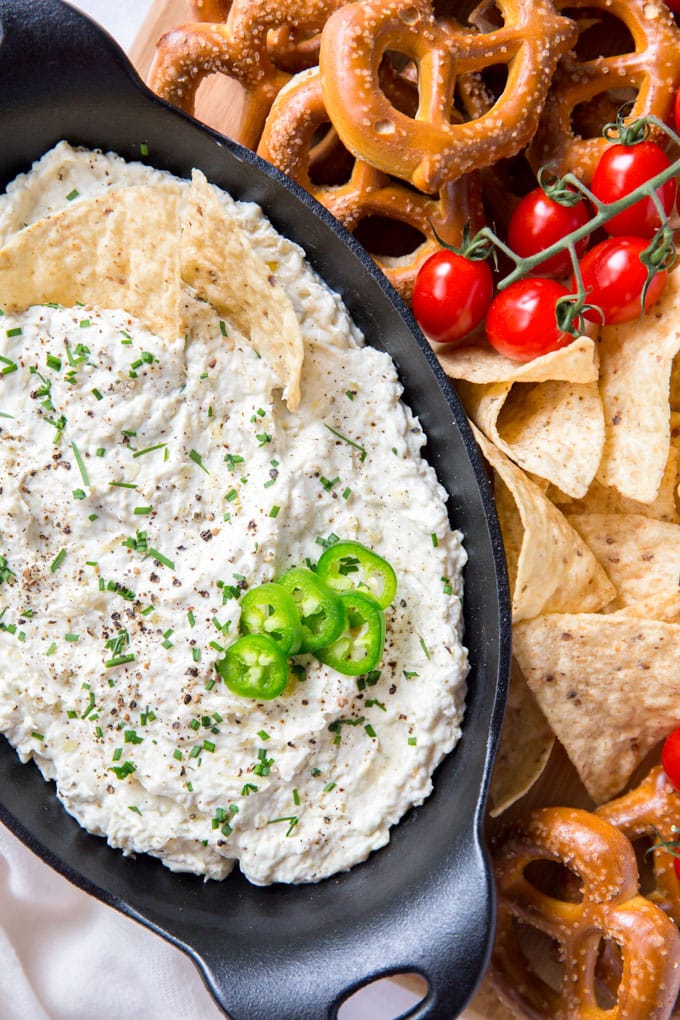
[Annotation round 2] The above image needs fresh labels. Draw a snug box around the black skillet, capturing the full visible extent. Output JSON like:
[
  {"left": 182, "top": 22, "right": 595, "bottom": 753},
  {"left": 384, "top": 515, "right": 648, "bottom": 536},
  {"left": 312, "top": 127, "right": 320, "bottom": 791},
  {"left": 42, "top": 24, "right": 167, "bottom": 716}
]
[{"left": 0, "top": 1, "right": 511, "bottom": 1016}]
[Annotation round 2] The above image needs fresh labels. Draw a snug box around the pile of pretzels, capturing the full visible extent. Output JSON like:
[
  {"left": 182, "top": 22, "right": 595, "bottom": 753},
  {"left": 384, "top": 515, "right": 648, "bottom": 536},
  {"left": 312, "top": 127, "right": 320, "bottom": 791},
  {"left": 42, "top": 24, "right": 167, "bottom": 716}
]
[
  {"left": 490, "top": 764, "right": 680, "bottom": 1019},
  {"left": 148, "top": 0, "right": 680, "bottom": 302}
]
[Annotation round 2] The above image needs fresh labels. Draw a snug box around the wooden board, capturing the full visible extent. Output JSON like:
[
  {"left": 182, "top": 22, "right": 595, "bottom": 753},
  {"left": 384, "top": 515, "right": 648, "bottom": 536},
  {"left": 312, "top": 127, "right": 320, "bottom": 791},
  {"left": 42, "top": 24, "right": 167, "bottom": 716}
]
[{"left": 131, "top": 0, "right": 248, "bottom": 141}]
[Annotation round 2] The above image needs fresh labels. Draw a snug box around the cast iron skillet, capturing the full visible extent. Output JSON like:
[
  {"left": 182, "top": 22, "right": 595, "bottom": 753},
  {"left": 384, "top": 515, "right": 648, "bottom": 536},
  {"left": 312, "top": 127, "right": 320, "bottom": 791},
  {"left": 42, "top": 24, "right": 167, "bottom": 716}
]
[{"left": 0, "top": 1, "right": 511, "bottom": 1016}]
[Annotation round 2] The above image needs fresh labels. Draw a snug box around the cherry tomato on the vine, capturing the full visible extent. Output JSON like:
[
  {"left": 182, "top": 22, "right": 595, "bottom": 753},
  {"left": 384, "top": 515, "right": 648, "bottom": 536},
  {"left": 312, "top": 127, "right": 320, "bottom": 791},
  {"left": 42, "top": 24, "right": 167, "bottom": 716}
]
[
  {"left": 485, "top": 278, "right": 574, "bottom": 363},
  {"left": 506, "top": 187, "right": 591, "bottom": 277},
  {"left": 577, "top": 236, "right": 668, "bottom": 325},
  {"left": 662, "top": 728, "right": 680, "bottom": 791},
  {"left": 411, "top": 249, "right": 494, "bottom": 345},
  {"left": 675, "top": 87, "right": 680, "bottom": 136},
  {"left": 591, "top": 140, "right": 676, "bottom": 238}
]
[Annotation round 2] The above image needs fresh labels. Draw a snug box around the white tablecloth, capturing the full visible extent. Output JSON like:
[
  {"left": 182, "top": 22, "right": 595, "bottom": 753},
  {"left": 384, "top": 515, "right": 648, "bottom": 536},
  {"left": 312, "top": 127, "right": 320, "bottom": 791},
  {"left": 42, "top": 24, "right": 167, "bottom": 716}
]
[{"left": 0, "top": 4, "right": 425, "bottom": 1018}]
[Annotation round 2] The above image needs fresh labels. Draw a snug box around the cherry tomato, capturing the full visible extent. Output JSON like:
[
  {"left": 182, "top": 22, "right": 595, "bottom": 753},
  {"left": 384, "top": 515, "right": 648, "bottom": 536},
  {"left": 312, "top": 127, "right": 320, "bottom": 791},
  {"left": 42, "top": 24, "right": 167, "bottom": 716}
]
[
  {"left": 485, "top": 278, "right": 574, "bottom": 362},
  {"left": 506, "top": 188, "right": 591, "bottom": 277},
  {"left": 577, "top": 236, "right": 668, "bottom": 325},
  {"left": 675, "top": 87, "right": 680, "bottom": 136},
  {"left": 412, "top": 249, "right": 494, "bottom": 345},
  {"left": 662, "top": 728, "right": 680, "bottom": 791},
  {"left": 663, "top": 0, "right": 680, "bottom": 13},
  {"left": 591, "top": 140, "right": 676, "bottom": 237},
  {"left": 674, "top": 855, "right": 680, "bottom": 883}
]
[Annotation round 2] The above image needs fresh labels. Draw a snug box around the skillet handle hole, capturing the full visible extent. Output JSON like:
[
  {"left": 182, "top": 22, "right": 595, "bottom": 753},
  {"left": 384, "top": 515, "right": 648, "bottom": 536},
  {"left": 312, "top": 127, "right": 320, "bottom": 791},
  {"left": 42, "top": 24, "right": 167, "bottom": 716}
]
[{"left": 338, "top": 972, "right": 429, "bottom": 1019}]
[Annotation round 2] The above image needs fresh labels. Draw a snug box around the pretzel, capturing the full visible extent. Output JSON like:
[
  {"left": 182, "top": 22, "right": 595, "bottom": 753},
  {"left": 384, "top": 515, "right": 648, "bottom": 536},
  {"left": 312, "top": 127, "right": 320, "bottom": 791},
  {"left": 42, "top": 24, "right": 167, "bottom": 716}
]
[
  {"left": 527, "top": 0, "right": 680, "bottom": 182},
  {"left": 490, "top": 806, "right": 680, "bottom": 1019},
  {"left": 598, "top": 765, "right": 680, "bottom": 926},
  {"left": 318, "top": 0, "right": 578, "bottom": 195},
  {"left": 148, "top": 0, "right": 347, "bottom": 150},
  {"left": 258, "top": 67, "right": 484, "bottom": 300}
]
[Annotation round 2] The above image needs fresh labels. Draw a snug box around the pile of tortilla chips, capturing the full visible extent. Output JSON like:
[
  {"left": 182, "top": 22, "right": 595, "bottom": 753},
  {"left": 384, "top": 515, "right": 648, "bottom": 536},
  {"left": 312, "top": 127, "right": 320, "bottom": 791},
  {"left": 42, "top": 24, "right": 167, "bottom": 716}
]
[
  {"left": 0, "top": 168, "right": 304, "bottom": 410},
  {"left": 440, "top": 268, "right": 680, "bottom": 810}
]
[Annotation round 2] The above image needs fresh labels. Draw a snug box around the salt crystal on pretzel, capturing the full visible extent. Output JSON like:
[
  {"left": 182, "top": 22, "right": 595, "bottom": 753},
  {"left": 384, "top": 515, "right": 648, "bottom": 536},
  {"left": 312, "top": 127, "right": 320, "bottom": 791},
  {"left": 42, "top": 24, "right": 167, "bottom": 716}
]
[
  {"left": 491, "top": 806, "right": 680, "bottom": 1020},
  {"left": 258, "top": 66, "right": 485, "bottom": 300},
  {"left": 528, "top": 0, "right": 680, "bottom": 182},
  {"left": 318, "top": 0, "right": 577, "bottom": 195},
  {"left": 148, "top": 0, "right": 347, "bottom": 150}
]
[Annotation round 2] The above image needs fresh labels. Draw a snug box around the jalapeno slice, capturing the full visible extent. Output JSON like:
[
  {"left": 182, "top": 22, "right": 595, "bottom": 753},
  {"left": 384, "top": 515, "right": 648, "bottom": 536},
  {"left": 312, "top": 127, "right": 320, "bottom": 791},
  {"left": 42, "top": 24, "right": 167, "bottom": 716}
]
[
  {"left": 239, "top": 582, "right": 302, "bottom": 655},
  {"left": 276, "top": 566, "right": 346, "bottom": 653},
  {"left": 315, "top": 590, "right": 385, "bottom": 676},
  {"left": 216, "top": 634, "right": 289, "bottom": 700},
  {"left": 317, "top": 540, "right": 397, "bottom": 609}
]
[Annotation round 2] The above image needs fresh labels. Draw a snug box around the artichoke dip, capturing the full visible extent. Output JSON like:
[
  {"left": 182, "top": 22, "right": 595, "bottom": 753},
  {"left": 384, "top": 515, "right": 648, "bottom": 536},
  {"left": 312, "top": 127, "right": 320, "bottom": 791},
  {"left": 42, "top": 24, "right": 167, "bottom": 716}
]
[{"left": 0, "top": 143, "right": 468, "bottom": 885}]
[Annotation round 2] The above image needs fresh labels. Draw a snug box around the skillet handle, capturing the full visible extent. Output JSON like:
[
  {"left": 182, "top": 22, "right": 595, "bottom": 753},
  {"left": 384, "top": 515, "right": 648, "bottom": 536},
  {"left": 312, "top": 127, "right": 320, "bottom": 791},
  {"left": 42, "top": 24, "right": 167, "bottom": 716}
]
[{"left": 193, "top": 840, "right": 495, "bottom": 1020}]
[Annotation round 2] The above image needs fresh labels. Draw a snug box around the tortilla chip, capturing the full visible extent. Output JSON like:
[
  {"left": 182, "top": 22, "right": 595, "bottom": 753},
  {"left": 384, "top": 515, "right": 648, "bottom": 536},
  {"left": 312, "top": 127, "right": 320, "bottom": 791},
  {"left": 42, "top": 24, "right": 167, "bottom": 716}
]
[
  {"left": 181, "top": 170, "right": 303, "bottom": 410},
  {"left": 595, "top": 269, "right": 680, "bottom": 504},
  {"left": 489, "top": 659, "right": 555, "bottom": 817},
  {"left": 441, "top": 337, "right": 603, "bottom": 497},
  {"left": 438, "top": 334, "right": 599, "bottom": 385},
  {"left": 0, "top": 183, "right": 182, "bottom": 340},
  {"left": 473, "top": 426, "right": 615, "bottom": 621},
  {"left": 550, "top": 444, "right": 680, "bottom": 523},
  {"left": 568, "top": 513, "right": 680, "bottom": 609},
  {"left": 513, "top": 612, "right": 680, "bottom": 803}
]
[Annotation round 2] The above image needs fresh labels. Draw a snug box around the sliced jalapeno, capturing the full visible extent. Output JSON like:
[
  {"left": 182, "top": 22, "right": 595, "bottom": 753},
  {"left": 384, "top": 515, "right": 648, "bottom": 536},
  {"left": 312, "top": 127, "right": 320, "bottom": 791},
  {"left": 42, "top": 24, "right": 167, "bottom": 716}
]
[
  {"left": 317, "top": 540, "right": 397, "bottom": 609},
  {"left": 216, "top": 634, "right": 288, "bottom": 700},
  {"left": 275, "top": 566, "right": 346, "bottom": 653},
  {"left": 315, "top": 590, "right": 385, "bottom": 676},
  {"left": 239, "top": 582, "right": 302, "bottom": 655}
]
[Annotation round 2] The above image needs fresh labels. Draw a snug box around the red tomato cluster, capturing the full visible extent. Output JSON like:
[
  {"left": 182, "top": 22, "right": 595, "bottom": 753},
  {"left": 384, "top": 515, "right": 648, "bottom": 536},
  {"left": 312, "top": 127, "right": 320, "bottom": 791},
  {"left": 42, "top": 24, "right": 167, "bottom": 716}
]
[{"left": 412, "top": 104, "right": 680, "bottom": 363}]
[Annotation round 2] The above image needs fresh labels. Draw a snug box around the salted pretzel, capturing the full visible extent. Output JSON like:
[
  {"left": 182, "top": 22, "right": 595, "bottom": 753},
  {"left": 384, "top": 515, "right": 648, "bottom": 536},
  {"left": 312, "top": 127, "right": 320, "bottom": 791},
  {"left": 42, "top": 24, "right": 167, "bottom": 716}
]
[
  {"left": 258, "top": 67, "right": 485, "bottom": 300},
  {"left": 148, "top": 0, "right": 347, "bottom": 150},
  {"left": 490, "top": 806, "right": 680, "bottom": 1019},
  {"left": 598, "top": 765, "right": 680, "bottom": 926},
  {"left": 318, "top": 0, "right": 577, "bottom": 195},
  {"left": 527, "top": 0, "right": 680, "bottom": 182}
]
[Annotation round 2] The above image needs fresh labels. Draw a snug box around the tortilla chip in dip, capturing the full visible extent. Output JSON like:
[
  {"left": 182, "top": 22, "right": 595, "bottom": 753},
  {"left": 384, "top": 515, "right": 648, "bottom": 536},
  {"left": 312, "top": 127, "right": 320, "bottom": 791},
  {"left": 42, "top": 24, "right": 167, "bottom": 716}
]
[
  {"left": 440, "top": 337, "right": 604, "bottom": 497},
  {"left": 181, "top": 170, "right": 303, "bottom": 410},
  {"left": 0, "top": 183, "right": 182, "bottom": 340},
  {"left": 513, "top": 612, "right": 680, "bottom": 803},
  {"left": 595, "top": 268, "right": 680, "bottom": 504},
  {"left": 472, "top": 426, "right": 615, "bottom": 622}
]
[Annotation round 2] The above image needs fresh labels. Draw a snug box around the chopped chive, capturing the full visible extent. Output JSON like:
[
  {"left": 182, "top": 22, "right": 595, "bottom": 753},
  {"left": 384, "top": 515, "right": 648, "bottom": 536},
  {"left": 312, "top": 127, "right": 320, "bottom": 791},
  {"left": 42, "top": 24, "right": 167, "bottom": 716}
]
[
  {"left": 408, "top": 736, "right": 417, "bottom": 746},
  {"left": 112, "top": 747, "right": 123, "bottom": 761},
  {"left": 128, "top": 805, "right": 142, "bottom": 815},
  {"left": 173, "top": 749, "right": 183, "bottom": 761},
  {"left": 140, "top": 142, "right": 149, "bottom": 156},
  {"left": 105, "top": 653, "right": 136, "bottom": 668},
  {"left": 323, "top": 782, "right": 336, "bottom": 793},
  {"left": 148, "top": 548, "right": 174, "bottom": 570},
  {"left": 431, "top": 533, "right": 439, "bottom": 548},
  {"left": 189, "top": 448, "right": 209, "bottom": 474},
  {"left": 419, "top": 636, "right": 431, "bottom": 659},
  {"left": 187, "top": 610, "right": 196, "bottom": 628},
  {"left": 6, "top": 327, "right": 22, "bottom": 338},
  {"left": 0, "top": 354, "right": 17, "bottom": 375},
  {"left": 268, "top": 505, "right": 280, "bottom": 518},
  {"left": 323, "top": 424, "right": 367, "bottom": 462},
  {"left": 65, "top": 188, "right": 79, "bottom": 201},
  {"left": 31, "top": 731, "right": 45, "bottom": 742},
  {"left": 92, "top": 388, "right": 103, "bottom": 401},
  {"left": 365, "top": 723, "right": 377, "bottom": 738},
  {"left": 267, "top": 815, "right": 298, "bottom": 837},
  {"left": 64, "top": 633, "right": 79, "bottom": 642},
  {"left": 110, "top": 480, "right": 137, "bottom": 489},
  {"left": 132, "top": 442, "right": 167, "bottom": 459},
  {"left": 219, "top": 320, "right": 227, "bottom": 337},
  {"left": 50, "top": 548, "right": 67, "bottom": 573},
  {"left": 46, "top": 642, "right": 57, "bottom": 656},
  {"left": 46, "top": 353, "right": 62, "bottom": 371},
  {"left": 96, "top": 447, "right": 105, "bottom": 457},
  {"left": 72, "top": 488, "right": 86, "bottom": 500},
  {"left": 71, "top": 441, "right": 90, "bottom": 487},
  {"left": 134, "top": 506, "right": 152, "bottom": 515}
]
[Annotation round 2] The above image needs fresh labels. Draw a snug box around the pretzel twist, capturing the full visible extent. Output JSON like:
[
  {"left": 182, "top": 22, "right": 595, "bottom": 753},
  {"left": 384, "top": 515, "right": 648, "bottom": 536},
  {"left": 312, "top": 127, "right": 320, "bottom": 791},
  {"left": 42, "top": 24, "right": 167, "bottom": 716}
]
[
  {"left": 527, "top": 0, "right": 680, "bottom": 182},
  {"left": 258, "top": 67, "right": 484, "bottom": 300},
  {"left": 148, "top": 0, "right": 346, "bottom": 149},
  {"left": 598, "top": 765, "right": 680, "bottom": 926},
  {"left": 318, "top": 0, "right": 577, "bottom": 195},
  {"left": 491, "top": 806, "right": 680, "bottom": 1020}
]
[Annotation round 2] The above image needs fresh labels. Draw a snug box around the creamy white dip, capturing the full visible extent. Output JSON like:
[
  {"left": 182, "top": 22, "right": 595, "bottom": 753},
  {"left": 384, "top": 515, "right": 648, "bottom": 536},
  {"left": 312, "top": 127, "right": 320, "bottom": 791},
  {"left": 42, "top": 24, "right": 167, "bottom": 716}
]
[{"left": 0, "top": 144, "right": 467, "bottom": 885}]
